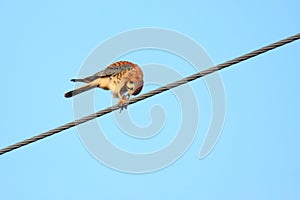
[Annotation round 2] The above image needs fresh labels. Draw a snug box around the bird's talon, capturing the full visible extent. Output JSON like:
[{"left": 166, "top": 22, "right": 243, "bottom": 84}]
[
  {"left": 119, "top": 105, "right": 127, "bottom": 113},
  {"left": 118, "top": 99, "right": 129, "bottom": 113}
]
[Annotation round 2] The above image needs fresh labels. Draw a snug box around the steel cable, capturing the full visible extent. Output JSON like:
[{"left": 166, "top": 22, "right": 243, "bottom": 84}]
[{"left": 1, "top": 33, "right": 300, "bottom": 156}]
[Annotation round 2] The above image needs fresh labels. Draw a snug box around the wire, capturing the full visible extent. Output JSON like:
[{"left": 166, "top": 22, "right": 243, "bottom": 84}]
[{"left": 1, "top": 33, "right": 300, "bottom": 156}]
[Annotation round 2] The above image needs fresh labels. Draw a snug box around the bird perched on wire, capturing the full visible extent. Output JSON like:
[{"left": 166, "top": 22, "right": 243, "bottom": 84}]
[{"left": 64, "top": 61, "right": 144, "bottom": 111}]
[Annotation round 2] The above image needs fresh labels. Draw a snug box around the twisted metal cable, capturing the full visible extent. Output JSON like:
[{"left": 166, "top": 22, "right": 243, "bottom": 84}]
[{"left": 1, "top": 33, "right": 300, "bottom": 156}]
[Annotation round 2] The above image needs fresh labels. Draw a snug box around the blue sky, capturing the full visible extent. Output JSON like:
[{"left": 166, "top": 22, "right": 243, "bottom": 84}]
[{"left": 1, "top": 0, "right": 300, "bottom": 199}]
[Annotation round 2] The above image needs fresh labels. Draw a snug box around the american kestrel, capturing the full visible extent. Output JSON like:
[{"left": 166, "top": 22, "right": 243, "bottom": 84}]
[{"left": 64, "top": 61, "right": 144, "bottom": 111}]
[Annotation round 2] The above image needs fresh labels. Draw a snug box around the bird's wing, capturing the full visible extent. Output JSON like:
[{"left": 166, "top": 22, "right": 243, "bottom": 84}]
[
  {"left": 94, "top": 61, "right": 135, "bottom": 77},
  {"left": 72, "top": 61, "right": 136, "bottom": 83}
]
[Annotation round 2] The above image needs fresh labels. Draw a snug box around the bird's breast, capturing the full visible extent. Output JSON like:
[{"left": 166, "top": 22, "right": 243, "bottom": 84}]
[{"left": 98, "top": 77, "right": 111, "bottom": 90}]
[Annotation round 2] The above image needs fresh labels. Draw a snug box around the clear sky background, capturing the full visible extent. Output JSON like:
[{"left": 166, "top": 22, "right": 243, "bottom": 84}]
[{"left": 1, "top": 1, "right": 300, "bottom": 199}]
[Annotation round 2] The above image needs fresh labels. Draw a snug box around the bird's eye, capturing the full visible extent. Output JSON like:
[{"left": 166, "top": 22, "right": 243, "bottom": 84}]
[
  {"left": 126, "top": 86, "right": 133, "bottom": 90},
  {"left": 129, "top": 80, "right": 134, "bottom": 84}
]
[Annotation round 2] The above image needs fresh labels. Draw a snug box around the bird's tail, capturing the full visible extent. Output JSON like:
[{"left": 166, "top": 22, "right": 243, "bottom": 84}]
[
  {"left": 70, "top": 78, "right": 88, "bottom": 83},
  {"left": 64, "top": 80, "right": 98, "bottom": 98},
  {"left": 70, "top": 75, "right": 99, "bottom": 83}
]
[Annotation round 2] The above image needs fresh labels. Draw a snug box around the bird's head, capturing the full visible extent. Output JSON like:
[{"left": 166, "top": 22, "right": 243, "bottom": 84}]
[{"left": 126, "top": 80, "right": 144, "bottom": 96}]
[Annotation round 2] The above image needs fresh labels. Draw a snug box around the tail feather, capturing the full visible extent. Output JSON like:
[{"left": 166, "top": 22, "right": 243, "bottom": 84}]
[
  {"left": 64, "top": 80, "right": 98, "bottom": 98},
  {"left": 70, "top": 78, "right": 88, "bottom": 83},
  {"left": 71, "top": 75, "right": 100, "bottom": 83}
]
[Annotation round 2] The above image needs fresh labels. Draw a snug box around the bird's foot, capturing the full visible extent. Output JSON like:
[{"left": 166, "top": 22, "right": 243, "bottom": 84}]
[{"left": 118, "top": 96, "right": 130, "bottom": 113}]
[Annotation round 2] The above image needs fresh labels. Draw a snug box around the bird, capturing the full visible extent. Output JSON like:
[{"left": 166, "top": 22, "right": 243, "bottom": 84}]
[{"left": 64, "top": 61, "right": 144, "bottom": 111}]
